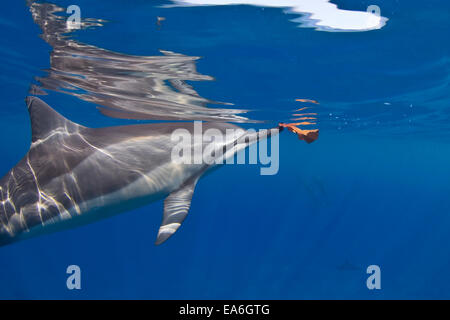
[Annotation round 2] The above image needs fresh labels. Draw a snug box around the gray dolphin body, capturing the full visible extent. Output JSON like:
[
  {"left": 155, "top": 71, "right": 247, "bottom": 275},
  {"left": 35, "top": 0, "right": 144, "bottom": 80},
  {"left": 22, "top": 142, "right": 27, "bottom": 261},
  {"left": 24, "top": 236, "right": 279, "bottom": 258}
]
[{"left": 0, "top": 97, "right": 279, "bottom": 246}]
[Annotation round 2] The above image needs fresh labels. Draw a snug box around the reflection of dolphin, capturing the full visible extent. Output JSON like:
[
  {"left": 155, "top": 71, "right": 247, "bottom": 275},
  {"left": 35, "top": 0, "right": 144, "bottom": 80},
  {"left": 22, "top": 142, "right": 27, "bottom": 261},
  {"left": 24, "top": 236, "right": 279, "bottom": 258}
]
[
  {"left": 29, "top": 1, "right": 253, "bottom": 123},
  {"left": 0, "top": 97, "right": 279, "bottom": 246}
]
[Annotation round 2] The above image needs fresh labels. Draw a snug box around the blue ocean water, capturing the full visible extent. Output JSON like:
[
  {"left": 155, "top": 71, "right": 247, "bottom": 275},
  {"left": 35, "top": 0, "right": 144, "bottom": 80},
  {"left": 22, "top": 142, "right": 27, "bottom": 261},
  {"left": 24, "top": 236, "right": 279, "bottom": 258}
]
[{"left": 0, "top": 0, "right": 449, "bottom": 299}]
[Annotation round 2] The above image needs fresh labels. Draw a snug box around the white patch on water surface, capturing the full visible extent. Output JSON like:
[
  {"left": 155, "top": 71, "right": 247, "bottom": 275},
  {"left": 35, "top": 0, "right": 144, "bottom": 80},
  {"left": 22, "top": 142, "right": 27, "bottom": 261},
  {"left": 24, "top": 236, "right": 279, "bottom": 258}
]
[{"left": 169, "top": 0, "right": 388, "bottom": 32}]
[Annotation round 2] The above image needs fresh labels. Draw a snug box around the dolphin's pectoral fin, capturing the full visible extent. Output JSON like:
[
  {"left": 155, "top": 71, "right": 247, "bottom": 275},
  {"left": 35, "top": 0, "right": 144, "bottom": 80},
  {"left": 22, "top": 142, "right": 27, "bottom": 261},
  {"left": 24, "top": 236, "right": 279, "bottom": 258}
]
[{"left": 155, "top": 179, "right": 198, "bottom": 245}]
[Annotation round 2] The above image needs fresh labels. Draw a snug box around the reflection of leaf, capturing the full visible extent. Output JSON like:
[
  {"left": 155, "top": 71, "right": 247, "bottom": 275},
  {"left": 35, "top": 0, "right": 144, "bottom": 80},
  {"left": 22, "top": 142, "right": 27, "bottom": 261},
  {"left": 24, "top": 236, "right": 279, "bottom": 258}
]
[{"left": 295, "top": 98, "right": 319, "bottom": 104}]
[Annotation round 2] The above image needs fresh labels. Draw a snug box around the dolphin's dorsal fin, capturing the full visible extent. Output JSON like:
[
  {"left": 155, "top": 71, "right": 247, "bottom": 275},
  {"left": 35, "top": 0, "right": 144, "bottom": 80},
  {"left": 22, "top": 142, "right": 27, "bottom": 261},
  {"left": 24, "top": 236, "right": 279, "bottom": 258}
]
[
  {"left": 155, "top": 179, "right": 198, "bottom": 245},
  {"left": 26, "top": 96, "right": 80, "bottom": 143}
]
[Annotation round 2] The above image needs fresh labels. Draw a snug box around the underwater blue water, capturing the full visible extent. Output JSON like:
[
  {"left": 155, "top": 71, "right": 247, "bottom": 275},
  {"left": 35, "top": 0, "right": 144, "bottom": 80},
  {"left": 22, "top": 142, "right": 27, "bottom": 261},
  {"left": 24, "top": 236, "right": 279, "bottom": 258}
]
[{"left": 0, "top": 0, "right": 449, "bottom": 299}]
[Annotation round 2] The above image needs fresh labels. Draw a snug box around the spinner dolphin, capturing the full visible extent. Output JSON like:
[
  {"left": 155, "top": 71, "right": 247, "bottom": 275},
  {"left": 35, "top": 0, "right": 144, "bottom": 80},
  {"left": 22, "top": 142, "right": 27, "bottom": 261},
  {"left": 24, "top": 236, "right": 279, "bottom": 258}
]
[{"left": 0, "top": 97, "right": 281, "bottom": 246}]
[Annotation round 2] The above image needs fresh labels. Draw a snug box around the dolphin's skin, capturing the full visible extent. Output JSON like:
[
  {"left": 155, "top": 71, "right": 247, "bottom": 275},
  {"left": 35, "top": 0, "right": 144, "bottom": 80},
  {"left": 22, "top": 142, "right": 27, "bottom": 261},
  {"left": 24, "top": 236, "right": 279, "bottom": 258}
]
[{"left": 0, "top": 97, "right": 279, "bottom": 246}]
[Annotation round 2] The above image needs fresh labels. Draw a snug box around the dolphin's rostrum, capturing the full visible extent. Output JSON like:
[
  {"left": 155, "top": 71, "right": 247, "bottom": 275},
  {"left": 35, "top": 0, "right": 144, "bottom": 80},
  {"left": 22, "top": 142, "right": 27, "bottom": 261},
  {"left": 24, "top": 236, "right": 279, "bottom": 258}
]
[{"left": 0, "top": 97, "right": 280, "bottom": 246}]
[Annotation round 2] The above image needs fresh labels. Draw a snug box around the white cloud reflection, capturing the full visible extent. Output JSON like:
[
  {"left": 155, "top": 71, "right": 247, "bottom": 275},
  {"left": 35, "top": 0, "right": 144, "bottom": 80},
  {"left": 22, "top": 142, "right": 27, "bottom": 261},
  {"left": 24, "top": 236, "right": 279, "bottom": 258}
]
[{"left": 169, "top": 0, "right": 388, "bottom": 32}]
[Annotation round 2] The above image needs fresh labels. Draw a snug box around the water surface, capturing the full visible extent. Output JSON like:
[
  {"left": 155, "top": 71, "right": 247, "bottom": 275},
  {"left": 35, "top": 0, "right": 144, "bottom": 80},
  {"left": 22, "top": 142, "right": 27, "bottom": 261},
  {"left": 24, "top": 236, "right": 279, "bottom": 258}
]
[{"left": 0, "top": 0, "right": 449, "bottom": 299}]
